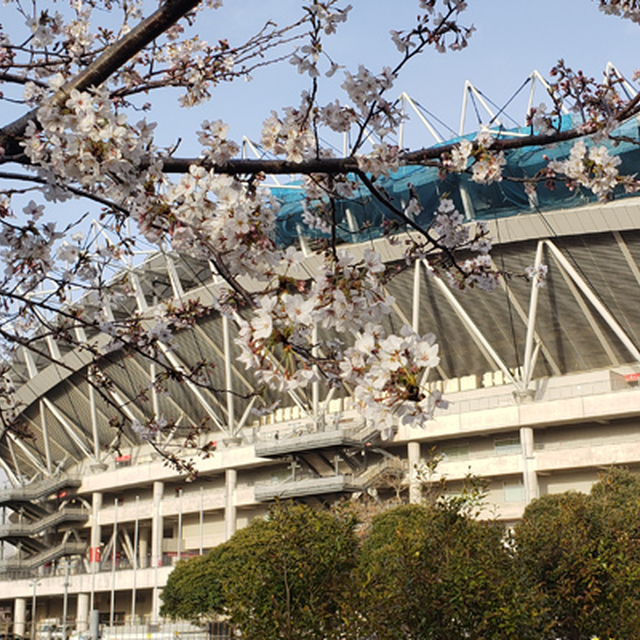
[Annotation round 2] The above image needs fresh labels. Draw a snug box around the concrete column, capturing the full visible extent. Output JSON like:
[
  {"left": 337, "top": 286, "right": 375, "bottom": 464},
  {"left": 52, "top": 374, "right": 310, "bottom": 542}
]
[
  {"left": 89, "top": 610, "right": 100, "bottom": 640},
  {"left": 138, "top": 530, "right": 149, "bottom": 569},
  {"left": 151, "top": 588, "right": 163, "bottom": 627},
  {"left": 520, "top": 426, "right": 539, "bottom": 503},
  {"left": 151, "top": 482, "right": 164, "bottom": 568},
  {"left": 151, "top": 481, "right": 164, "bottom": 624},
  {"left": 224, "top": 468, "right": 237, "bottom": 541},
  {"left": 14, "top": 598, "right": 26, "bottom": 638},
  {"left": 90, "top": 492, "right": 102, "bottom": 569},
  {"left": 76, "top": 594, "right": 89, "bottom": 633},
  {"left": 408, "top": 441, "right": 422, "bottom": 504}
]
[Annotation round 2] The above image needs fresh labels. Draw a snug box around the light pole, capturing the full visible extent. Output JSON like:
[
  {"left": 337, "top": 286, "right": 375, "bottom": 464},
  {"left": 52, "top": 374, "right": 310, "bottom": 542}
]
[
  {"left": 30, "top": 578, "right": 41, "bottom": 640},
  {"left": 62, "top": 559, "right": 70, "bottom": 640}
]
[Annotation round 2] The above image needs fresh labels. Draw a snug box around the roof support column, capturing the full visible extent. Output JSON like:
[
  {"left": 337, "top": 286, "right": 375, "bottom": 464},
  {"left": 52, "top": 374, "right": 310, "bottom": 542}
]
[
  {"left": 614, "top": 230, "right": 640, "bottom": 287},
  {"left": 7, "top": 432, "right": 47, "bottom": 477},
  {"left": 149, "top": 360, "right": 160, "bottom": 419},
  {"left": 22, "top": 347, "right": 54, "bottom": 474},
  {"left": 157, "top": 344, "right": 226, "bottom": 432},
  {"left": 522, "top": 241, "right": 545, "bottom": 388},
  {"left": 76, "top": 593, "right": 89, "bottom": 634},
  {"left": 412, "top": 259, "right": 421, "bottom": 331},
  {"left": 87, "top": 370, "right": 102, "bottom": 459},
  {"left": 38, "top": 401, "right": 52, "bottom": 474},
  {"left": 422, "top": 261, "right": 521, "bottom": 388},
  {"left": 42, "top": 398, "right": 93, "bottom": 460},
  {"left": 222, "top": 315, "right": 235, "bottom": 435}
]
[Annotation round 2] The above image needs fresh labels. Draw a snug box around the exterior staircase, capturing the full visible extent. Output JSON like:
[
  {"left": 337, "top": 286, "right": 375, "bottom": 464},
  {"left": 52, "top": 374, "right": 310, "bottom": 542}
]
[
  {"left": 0, "top": 541, "right": 87, "bottom": 573},
  {"left": 0, "top": 475, "right": 87, "bottom": 574}
]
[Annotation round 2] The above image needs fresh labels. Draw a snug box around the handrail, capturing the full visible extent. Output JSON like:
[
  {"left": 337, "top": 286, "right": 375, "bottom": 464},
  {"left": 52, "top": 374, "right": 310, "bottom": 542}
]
[
  {"left": 0, "top": 507, "right": 88, "bottom": 538},
  {"left": 0, "top": 541, "right": 87, "bottom": 572},
  {"left": 0, "top": 475, "right": 81, "bottom": 505}
]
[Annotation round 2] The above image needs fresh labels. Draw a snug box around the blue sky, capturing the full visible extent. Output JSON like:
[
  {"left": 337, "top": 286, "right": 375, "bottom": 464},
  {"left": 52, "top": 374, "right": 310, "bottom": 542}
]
[
  {"left": 2, "top": 1, "right": 639, "bottom": 154},
  {"left": 175, "top": 0, "right": 640, "bottom": 152}
]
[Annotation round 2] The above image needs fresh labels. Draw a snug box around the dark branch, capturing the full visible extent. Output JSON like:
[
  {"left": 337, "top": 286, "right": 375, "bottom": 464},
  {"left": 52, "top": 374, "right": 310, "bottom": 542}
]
[
  {"left": 156, "top": 112, "right": 640, "bottom": 176},
  {"left": 0, "top": 0, "right": 203, "bottom": 155}
]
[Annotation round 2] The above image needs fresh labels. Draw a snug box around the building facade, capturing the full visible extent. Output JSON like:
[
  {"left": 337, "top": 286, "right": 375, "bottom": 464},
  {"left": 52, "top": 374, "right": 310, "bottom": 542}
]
[{"left": 2, "top": 120, "right": 640, "bottom": 634}]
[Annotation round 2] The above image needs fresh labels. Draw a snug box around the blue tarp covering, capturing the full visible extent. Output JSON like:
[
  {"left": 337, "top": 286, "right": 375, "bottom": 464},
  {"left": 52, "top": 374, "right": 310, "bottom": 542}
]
[{"left": 271, "top": 117, "right": 640, "bottom": 247}]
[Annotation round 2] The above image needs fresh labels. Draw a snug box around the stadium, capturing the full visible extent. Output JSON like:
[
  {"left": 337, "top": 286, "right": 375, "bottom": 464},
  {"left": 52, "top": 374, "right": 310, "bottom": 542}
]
[{"left": 1, "top": 75, "right": 640, "bottom": 637}]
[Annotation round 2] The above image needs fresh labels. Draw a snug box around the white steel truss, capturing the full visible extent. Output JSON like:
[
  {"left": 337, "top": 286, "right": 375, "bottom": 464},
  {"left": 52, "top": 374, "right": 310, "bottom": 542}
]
[{"left": 544, "top": 239, "right": 640, "bottom": 365}]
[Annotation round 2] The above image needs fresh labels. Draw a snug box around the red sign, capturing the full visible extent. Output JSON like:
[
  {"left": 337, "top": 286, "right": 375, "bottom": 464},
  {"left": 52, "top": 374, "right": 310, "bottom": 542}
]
[{"left": 625, "top": 372, "right": 640, "bottom": 382}]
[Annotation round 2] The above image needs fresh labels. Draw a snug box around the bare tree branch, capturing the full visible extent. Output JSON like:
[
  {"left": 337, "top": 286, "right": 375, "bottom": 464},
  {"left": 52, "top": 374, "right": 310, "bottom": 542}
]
[{"left": 0, "top": 0, "right": 202, "bottom": 155}]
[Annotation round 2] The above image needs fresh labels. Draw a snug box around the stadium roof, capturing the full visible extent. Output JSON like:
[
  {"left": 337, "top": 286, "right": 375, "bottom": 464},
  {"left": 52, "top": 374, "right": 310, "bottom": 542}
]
[{"left": 2, "top": 116, "right": 640, "bottom": 483}]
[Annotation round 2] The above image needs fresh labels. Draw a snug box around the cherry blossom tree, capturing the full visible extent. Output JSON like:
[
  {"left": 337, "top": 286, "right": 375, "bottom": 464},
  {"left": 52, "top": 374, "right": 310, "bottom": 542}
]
[{"left": 0, "top": 0, "right": 639, "bottom": 468}]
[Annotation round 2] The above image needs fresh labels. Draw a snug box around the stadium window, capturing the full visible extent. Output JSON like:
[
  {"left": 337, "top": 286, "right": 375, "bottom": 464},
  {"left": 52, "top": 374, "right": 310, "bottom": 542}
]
[
  {"left": 494, "top": 436, "right": 521, "bottom": 455},
  {"left": 503, "top": 478, "right": 525, "bottom": 502},
  {"left": 441, "top": 443, "right": 470, "bottom": 460}
]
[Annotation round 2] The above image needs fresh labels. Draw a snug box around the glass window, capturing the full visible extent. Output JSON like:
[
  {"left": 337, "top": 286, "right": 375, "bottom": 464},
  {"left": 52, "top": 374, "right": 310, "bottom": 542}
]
[
  {"left": 503, "top": 478, "right": 525, "bottom": 502},
  {"left": 494, "top": 436, "right": 521, "bottom": 455}
]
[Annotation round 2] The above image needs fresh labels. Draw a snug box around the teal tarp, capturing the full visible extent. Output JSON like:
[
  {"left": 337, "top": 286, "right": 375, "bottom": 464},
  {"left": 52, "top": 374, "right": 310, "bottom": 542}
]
[{"left": 271, "top": 117, "right": 640, "bottom": 247}]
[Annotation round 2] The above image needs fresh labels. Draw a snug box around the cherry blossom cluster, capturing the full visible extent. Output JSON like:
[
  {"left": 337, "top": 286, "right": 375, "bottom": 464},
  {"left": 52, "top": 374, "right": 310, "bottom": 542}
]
[
  {"left": 97, "top": 300, "right": 212, "bottom": 366},
  {"left": 234, "top": 247, "right": 396, "bottom": 384},
  {"left": 197, "top": 120, "right": 239, "bottom": 164},
  {"left": 289, "top": 2, "right": 352, "bottom": 78},
  {"left": 167, "top": 168, "right": 280, "bottom": 280},
  {"left": 160, "top": 35, "right": 236, "bottom": 107},
  {"left": 469, "top": 132, "right": 507, "bottom": 184},
  {"left": 311, "top": 249, "right": 395, "bottom": 332},
  {"left": 235, "top": 293, "right": 318, "bottom": 393},
  {"left": 599, "top": 1, "right": 640, "bottom": 26},
  {"left": 357, "top": 143, "right": 401, "bottom": 178},
  {"left": 420, "top": 198, "right": 497, "bottom": 291},
  {"left": 524, "top": 264, "right": 549, "bottom": 288},
  {"left": 234, "top": 246, "right": 445, "bottom": 431},
  {"left": 526, "top": 103, "right": 557, "bottom": 136},
  {"left": 340, "top": 324, "right": 441, "bottom": 438},
  {"left": 547, "top": 61, "right": 627, "bottom": 133},
  {"left": 547, "top": 138, "right": 638, "bottom": 200},
  {"left": 0, "top": 366, "right": 22, "bottom": 432},
  {"left": 261, "top": 104, "right": 317, "bottom": 163},
  {"left": 271, "top": 1, "right": 477, "bottom": 167},
  {"left": 0, "top": 202, "right": 63, "bottom": 291},
  {"left": 23, "top": 83, "right": 159, "bottom": 199},
  {"left": 430, "top": 199, "right": 491, "bottom": 255},
  {"left": 440, "top": 132, "right": 506, "bottom": 184},
  {"left": 390, "top": 1, "right": 474, "bottom": 55}
]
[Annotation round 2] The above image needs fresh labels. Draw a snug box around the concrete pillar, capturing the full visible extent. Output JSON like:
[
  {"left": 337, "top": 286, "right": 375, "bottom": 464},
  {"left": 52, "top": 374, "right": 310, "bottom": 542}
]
[
  {"left": 14, "top": 598, "right": 26, "bottom": 638},
  {"left": 520, "top": 426, "right": 539, "bottom": 503},
  {"left": 151, "top": 482, "right": 164, "bottom": 568},
  {"left": 408, "top": 441, "right": 422, "bottom": 504},
  {"left": 89, "top": 610, "right": 100, "bottom": 640},
  {"left": 90, "top": 492, "right": 102, "bottom": 569},
  {"left": 76, "top": 594, "right": 89, "bottom": 633},
  {"left": 138, "top": 529, "right": 149, "bottom": 569},
  {"left": 224, "top": 468, "right": 237, "bottom": 541},
  {"left": 151, "top": 481, "right": 164, "bottom": 624}
]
